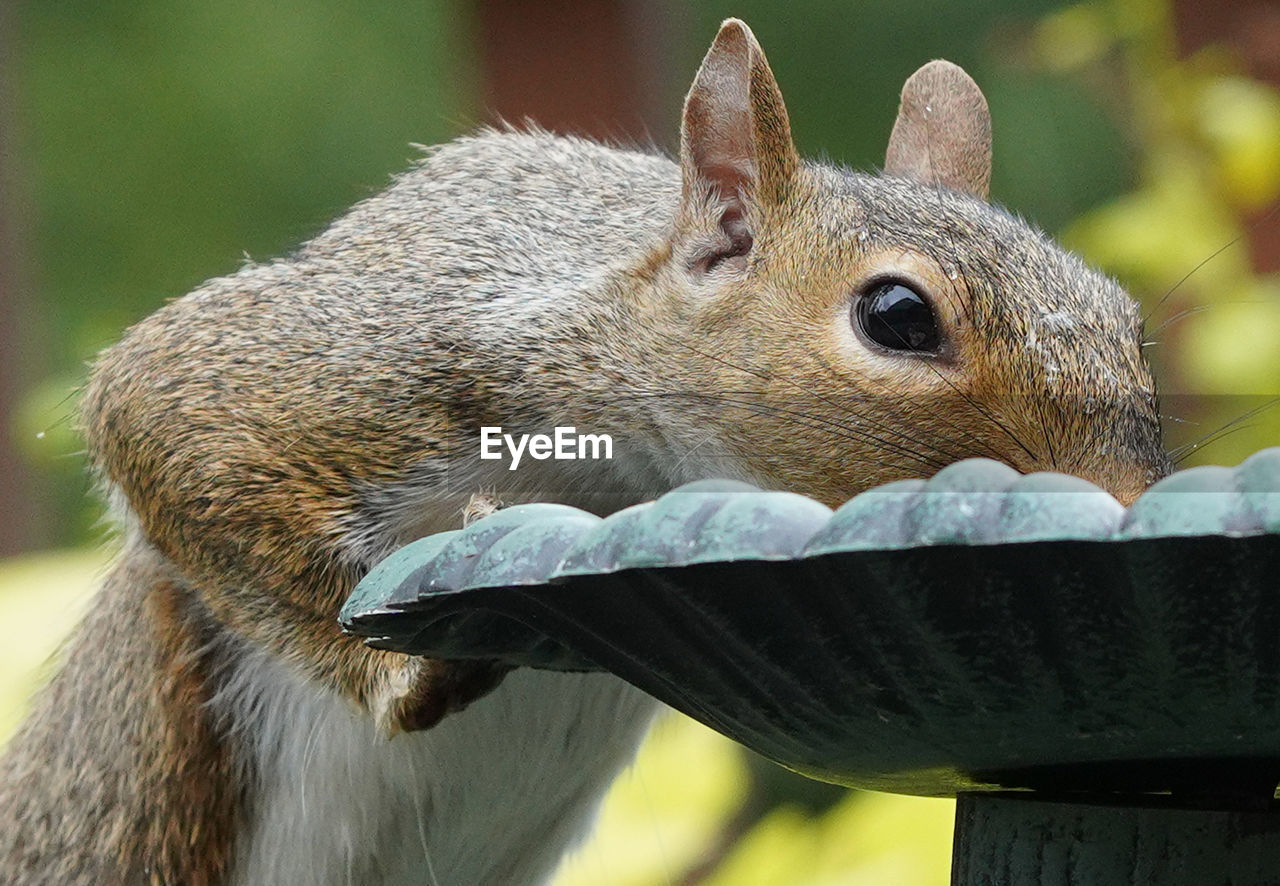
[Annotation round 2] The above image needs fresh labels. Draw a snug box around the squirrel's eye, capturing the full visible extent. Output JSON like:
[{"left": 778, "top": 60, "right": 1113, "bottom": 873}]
[{"left": 855, "top": 281, "right": 941, "bottom": 353}]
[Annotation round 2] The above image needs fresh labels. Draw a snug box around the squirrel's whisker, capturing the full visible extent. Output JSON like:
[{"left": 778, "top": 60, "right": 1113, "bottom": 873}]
[
  {"left": 1171, "top": 422, "right": 1257, "bottom": 464},
  {"left": 1034, "top": 397, "right": 1059, "bottom": 470},
  {"left": 873, "top": 312, "right": 1041, "bottom": 465},
  {"left": 805, "top": 349, "right": 982, "bottom": 463},
  {"left": 1147, "top": 304, "right": 1209, "bottom": 337},
  {"left": 648, "top": 332, "right": 966, "bottom": 467},
  {"left": 612, "top": 388, "right": 950, "bottom": 475},
  {"left": 1167, "top": 398, "right": 1280, "bottom": 464},
  {"left": 1142, "top": 200, "right": 1280, "bottom": 325},
  {"left": 810, "top": 351, "right": 999, "bottom": 464}
]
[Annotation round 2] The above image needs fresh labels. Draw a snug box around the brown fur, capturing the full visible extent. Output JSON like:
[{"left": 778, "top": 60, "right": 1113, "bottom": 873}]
[{"left": 0, "top": 543, "right": 240, "bottom": 884}]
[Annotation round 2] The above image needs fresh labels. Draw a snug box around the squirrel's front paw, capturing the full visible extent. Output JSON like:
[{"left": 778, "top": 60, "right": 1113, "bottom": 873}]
[
  {"left": 374, "top": 656, "right": 513, "bottom": 735},
  {"left": 372, "top": 490, "right": 514, "bottom": 735}
]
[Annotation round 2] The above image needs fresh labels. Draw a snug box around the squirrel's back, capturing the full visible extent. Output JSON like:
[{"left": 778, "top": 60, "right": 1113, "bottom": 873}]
[{"left": 299, "top": 128, "right": 679, "bottom": 313}]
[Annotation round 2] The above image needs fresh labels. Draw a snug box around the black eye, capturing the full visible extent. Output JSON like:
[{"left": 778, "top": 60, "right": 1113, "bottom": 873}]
[{"left": 854, "top": 281, "right": 941, "bottom": 353}]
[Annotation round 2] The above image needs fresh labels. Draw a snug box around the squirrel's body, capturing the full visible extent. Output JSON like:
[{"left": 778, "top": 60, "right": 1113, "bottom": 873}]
[{"left": 1, "top": 21, "right": 1167, "bottom": 885}]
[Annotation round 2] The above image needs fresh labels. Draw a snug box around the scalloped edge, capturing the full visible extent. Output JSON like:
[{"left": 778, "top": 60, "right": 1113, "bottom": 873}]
[{"left": 344, "top": 449, "right": 1280, "bottom": 615}]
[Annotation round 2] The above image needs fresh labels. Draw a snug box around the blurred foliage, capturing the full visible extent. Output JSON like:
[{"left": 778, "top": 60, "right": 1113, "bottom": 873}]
[
  {"left": 5, "top": 0, "right": 1280, "bottom": 884},
  {"left": 0, "top": 547, "right": 106, "bottom": 744},
  {"left": 552, "top": 715, "right": 953, "bottom": 886},
  {"left": 1039, "top": 0, "right": 1280, "bottom": 462}
]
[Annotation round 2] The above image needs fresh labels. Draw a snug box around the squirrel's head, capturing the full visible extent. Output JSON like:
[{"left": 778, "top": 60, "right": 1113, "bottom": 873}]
[{"left": 643, "top": 19, "right": 1167, "bottom": 506}]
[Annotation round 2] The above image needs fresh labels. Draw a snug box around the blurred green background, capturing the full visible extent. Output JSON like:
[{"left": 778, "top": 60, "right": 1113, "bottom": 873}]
[{"left": 2, "top": 0, "right": 1279, "bottom": 882}]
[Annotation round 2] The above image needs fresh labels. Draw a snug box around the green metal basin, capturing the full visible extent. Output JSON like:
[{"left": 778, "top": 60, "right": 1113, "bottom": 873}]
[{"left": 341, "top": 450, "right": 1280, "bottom": 800}]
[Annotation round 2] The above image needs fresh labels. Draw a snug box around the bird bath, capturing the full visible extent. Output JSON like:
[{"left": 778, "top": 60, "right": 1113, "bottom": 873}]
[{"left": 342, "top": 452, "right": 1280, "bottom": 885}]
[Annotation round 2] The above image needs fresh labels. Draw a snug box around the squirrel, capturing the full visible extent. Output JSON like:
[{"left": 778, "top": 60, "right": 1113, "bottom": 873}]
[{"left": 0, "top": 18, "right": 1168, "bottom": 886}]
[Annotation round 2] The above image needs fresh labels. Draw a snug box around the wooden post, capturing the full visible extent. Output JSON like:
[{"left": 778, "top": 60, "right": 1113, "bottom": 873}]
[{"left": 473, "top": 0, "right": 678, "bottom": 146}]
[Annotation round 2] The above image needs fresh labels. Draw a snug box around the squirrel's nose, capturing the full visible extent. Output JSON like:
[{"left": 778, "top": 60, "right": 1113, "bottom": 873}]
[
  {"left": 1111, "top": 484, "right": 1143, "bottom": 508},
  {"left": 1075, "top": 462, "right": 1164, "bottom": 507}
]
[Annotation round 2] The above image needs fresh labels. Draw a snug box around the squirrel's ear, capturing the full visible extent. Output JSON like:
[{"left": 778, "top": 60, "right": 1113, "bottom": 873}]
[
  {"left": 679, "top": 19, "right": 799, "bottom": 213},
  {"left": 884, "top": 60, "right": 992, "bottom": 200}
]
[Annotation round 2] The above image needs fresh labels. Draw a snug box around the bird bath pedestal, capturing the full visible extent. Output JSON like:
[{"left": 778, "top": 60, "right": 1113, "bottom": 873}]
[
  {"left": 953, "top": 794, "right": 1280, "bottom": 885},
  {"left": 342, "top": 454, "right": 1280, "bottom": 885}
]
